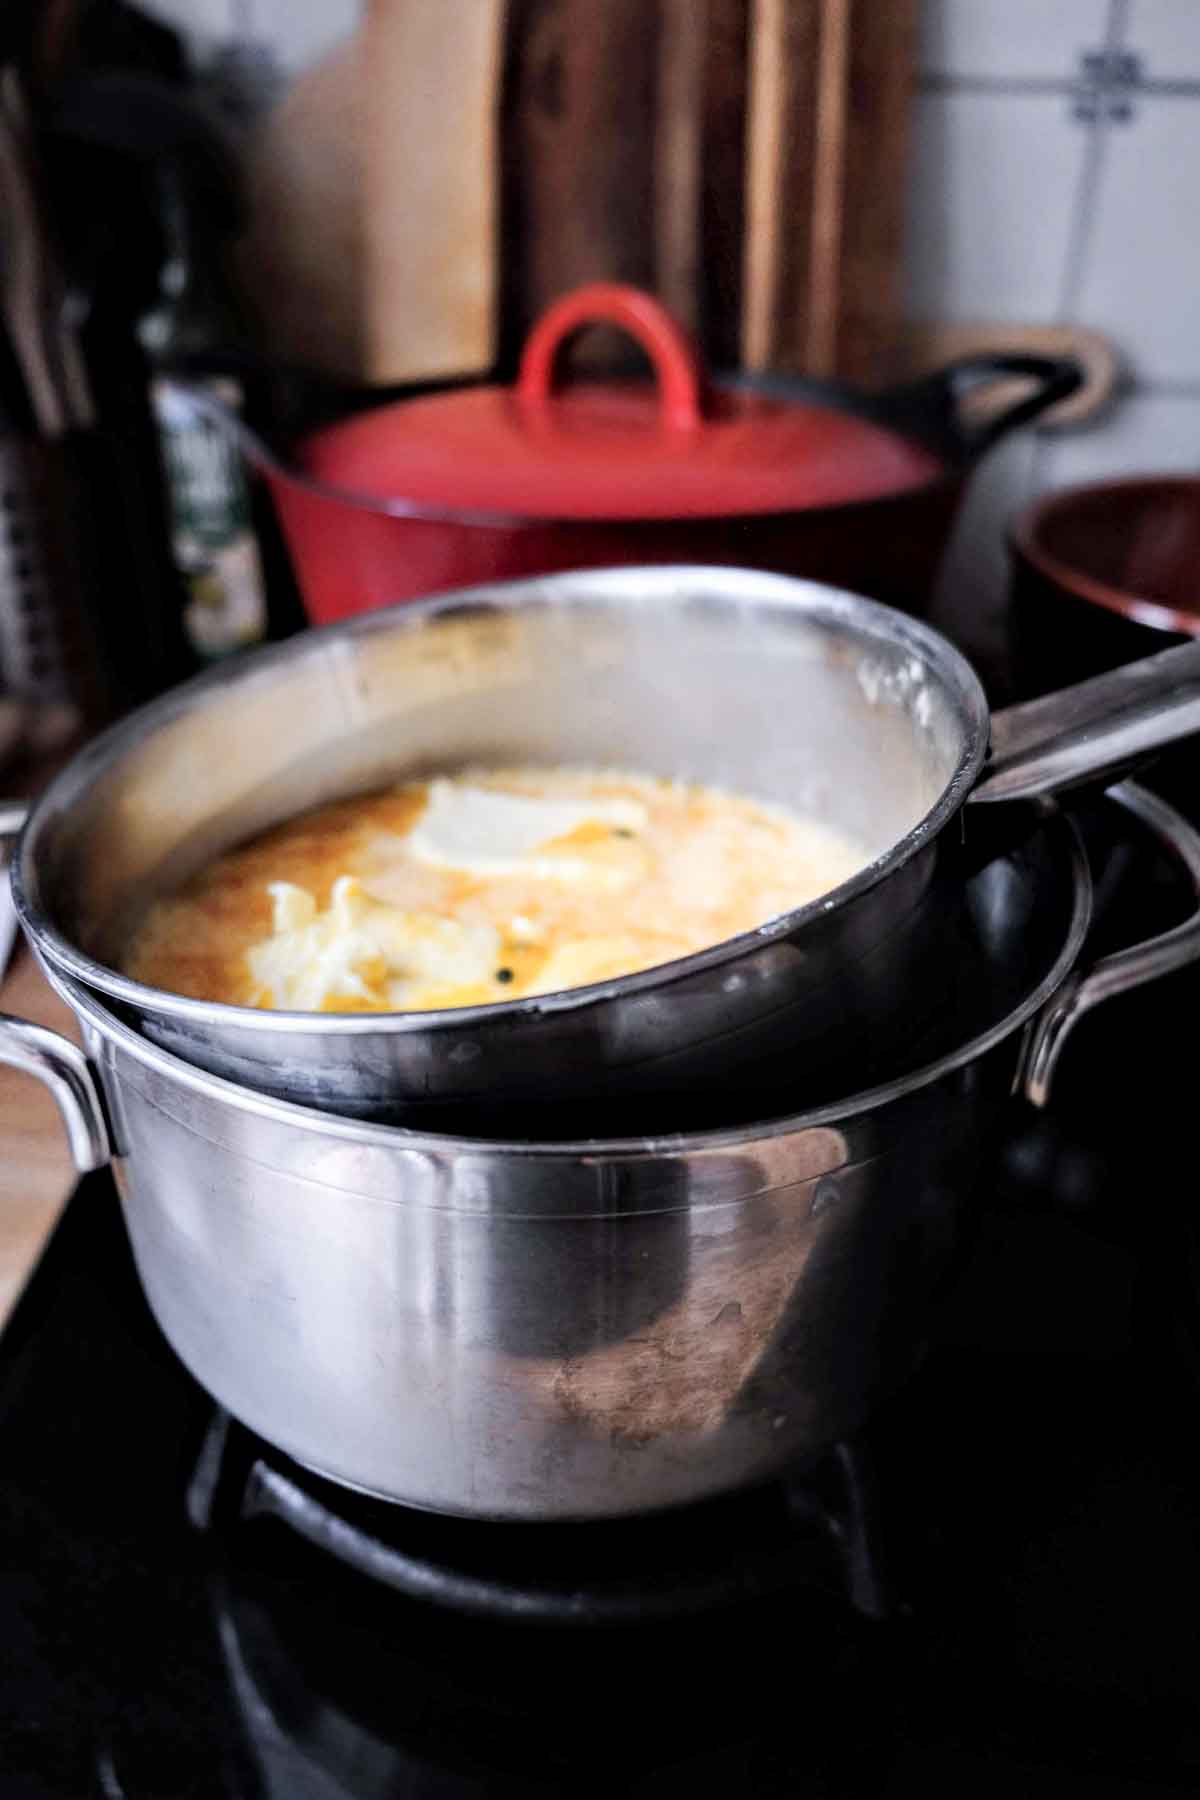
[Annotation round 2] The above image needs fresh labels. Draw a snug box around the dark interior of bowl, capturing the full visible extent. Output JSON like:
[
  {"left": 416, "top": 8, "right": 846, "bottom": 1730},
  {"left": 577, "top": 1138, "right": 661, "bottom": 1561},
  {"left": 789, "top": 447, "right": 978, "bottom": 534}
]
[{"left": 1025, "top": 479, "right": 1200, "bottom": 620}]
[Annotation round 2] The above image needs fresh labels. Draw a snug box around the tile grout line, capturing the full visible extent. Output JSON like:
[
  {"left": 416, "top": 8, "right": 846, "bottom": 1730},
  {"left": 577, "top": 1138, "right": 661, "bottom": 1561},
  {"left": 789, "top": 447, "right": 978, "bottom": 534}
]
[
  {"left": 918, "top": 73, "right": 1200, "bottom": 100},
  {"left": 1032, "top": 0, "right": 1126, "bottom": 492},
  {"left": 919, "top": 1, "right": 1198, "bottom": 102},
  {"left": 1108, "top": 0, "right": 1132, "bottom": 56},
  {"left": 1138, "top": 380, "right": 1200, "bottom": 399},
  {"left": 917, "top": 75, "right": 1075, "bottom": 95}
]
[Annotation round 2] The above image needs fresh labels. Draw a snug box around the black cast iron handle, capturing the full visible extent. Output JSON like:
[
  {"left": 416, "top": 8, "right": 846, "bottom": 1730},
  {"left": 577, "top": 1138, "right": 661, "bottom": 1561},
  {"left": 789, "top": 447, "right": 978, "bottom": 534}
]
[{"left": 895, "top": 353, "right": 1084, "bottom": 461}]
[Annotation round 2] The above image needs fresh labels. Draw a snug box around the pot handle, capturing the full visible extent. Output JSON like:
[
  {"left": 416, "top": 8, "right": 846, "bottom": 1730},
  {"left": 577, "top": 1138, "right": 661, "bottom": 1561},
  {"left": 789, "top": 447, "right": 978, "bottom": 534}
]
[
  {"left": 0, "top": 795, "right": 113, "bottom": 1168},
  {"left": 516, "top": 283, "right": 705, "bottom": 431},
  {"left": 1022, "top": 782, "right": 1200, "bottom": 1107},
  {"left": 972, "top": 636, "right": 1200, "bottom": 805},
  {"left": 0, "top": 805, "right": 27, "bottom": 983},
  {"left": 905, "top": 352, "right": 1084, "bottom": 457},
  {"left": 0, "top": 1014, "right": 111, "bottom": 1170}
]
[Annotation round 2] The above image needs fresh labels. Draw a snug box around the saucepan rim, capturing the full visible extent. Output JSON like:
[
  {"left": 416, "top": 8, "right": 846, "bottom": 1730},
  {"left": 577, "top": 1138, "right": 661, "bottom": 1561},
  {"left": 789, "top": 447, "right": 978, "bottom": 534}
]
[{"left": 14, "top": 565, "right": 992, "bottom": 1036}]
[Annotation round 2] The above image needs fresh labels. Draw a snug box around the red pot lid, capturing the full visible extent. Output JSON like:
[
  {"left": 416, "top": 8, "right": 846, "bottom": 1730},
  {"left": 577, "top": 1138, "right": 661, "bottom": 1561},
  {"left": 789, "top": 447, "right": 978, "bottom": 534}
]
[{"left": 303, "top": 284, "right": 943, "bottom": 521}]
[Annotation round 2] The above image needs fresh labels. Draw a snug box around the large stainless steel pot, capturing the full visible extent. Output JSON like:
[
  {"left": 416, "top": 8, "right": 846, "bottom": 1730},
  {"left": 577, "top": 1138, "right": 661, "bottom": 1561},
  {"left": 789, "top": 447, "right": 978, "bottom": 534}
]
[
  {"left": 3, "top": 784, "right": 1197, "bottom": 1520},
  {"left": 12, "top": 565, "right": 1200, "bottom": 1124}
]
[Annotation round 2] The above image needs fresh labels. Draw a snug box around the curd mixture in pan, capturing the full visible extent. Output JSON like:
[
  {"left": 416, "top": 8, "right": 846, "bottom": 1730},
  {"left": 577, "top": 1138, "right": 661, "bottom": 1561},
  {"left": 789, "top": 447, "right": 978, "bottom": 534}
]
[{"left": 124, "top": 768, "right": 868, "bottom": 1013}]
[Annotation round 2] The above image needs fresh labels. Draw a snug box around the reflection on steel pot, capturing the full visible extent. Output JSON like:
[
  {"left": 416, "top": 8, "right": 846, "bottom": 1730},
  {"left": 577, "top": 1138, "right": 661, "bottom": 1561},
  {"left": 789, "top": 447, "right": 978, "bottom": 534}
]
[
  {"left": 14, "top": 565, "right": 1200, "bottom": 1127},
  {"left": 3, "top": 785, "right": 1197, "bottom": 1520},
  {"left": 175, "top": 283, "right": 1082, "bottom": 625}
]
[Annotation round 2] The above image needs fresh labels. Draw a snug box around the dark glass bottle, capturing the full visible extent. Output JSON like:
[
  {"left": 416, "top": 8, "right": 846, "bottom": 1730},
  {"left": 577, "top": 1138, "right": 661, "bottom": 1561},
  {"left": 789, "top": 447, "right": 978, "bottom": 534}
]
[
  {"left": 38, "top": 56, "right": 307, "bottom": 708},
  {"left": 139, "top": 165, "right": 277, "bottom": 663}
]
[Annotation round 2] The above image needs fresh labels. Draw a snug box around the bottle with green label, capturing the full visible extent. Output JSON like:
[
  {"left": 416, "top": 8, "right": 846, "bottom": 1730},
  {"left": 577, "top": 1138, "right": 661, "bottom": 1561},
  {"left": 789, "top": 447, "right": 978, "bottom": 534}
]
[
  {"left": 151, "top": 372, "right": 268, "bottom": 658},
  {"left": 140, "top": 163, "right": 270, "bottom": 661}
]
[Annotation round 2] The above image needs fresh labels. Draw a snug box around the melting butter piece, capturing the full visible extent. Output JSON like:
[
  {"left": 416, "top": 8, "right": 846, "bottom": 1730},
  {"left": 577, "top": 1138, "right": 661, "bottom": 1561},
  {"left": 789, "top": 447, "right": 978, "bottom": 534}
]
[
  {"left": 406, "top": 779, "right": 648, "bottom": 883},
  {"left": 247, "top": 876, "right": 500, "bottom": 1011}
]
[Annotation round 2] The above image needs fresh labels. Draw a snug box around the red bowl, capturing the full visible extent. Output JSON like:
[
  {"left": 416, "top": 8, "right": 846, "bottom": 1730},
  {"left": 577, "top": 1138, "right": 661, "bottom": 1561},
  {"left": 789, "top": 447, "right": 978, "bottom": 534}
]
[
  {"left": 1013, "top": 476, "right": 1200, "bottom": 643},
  {"left": 1009, "top": 476, "right": 1200, "bottom": 803}
]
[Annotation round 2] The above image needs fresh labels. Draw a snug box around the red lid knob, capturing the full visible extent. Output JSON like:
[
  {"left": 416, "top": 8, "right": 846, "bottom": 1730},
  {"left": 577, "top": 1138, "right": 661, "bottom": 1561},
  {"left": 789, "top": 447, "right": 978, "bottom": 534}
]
[{"left": 517, "top": 282, "right": 705, "bottom": 432}]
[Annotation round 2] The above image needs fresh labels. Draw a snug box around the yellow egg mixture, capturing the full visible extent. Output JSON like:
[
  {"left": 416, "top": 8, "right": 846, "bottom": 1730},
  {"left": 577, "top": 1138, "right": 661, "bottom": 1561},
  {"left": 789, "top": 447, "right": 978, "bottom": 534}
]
[{"left": 124, "top": 768, "right": 868, "bottom": 1013}]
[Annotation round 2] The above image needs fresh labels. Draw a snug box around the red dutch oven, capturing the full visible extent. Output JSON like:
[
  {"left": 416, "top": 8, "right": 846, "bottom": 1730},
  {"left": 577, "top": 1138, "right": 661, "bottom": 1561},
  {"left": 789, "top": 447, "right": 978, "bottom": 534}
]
[{"left": 223, "top": 284, "right": 1081, "bottom": 625}]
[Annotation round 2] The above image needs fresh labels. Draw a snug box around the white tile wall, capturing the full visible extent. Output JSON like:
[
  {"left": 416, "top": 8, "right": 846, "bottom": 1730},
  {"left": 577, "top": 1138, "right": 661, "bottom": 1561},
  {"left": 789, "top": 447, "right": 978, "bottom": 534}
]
[
  {"left": 1075, "top": 101, "right": 1200, "bottom": 383},
  {"left": 1127, "top": 0, "right": 1200, "bottom": 79},
  {"left": 918, "top": 0, "right": 1108, "bottom": 81},
  {"left": 909, "top": 0, "right": 1200, "bottom": 635},
  {"left": 904, "top": 93, "right": 1087, "bottom": 322},
  {"left": 1039, "top": 392, "right": 1200, "bottom": 487},
  {"left": 140, "top": 0, "right": 360, "bottom": 73}
]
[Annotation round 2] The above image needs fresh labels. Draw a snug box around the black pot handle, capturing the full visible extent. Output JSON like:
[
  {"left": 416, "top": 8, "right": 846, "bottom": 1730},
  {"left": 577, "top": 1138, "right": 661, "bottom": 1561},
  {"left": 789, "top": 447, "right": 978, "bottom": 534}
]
[
  {"left": 935, "top": 353, "right": 1084, "bottom": 456},
  {"left": 880, "top": 353, "right": 1084, "bottom": 461}
]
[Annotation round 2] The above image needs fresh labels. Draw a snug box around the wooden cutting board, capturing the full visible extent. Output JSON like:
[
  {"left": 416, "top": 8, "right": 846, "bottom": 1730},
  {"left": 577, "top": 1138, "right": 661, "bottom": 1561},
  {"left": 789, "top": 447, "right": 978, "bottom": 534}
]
[
  {"left": 501, "top": 0, "right": 916, "bottom": 385},
  {"left": 232, "top": 1, "right": 921, "bottom": 387},
  {"left": 236, "top": 1, "right": 505, "bottom": 385},
  {"left": 364, "top": 0, "right": 505, "bottom": 383},
  {"left": 741, "top": 0, "right": 917, "bottom": 383},
  {"left": 499, "top": 0, "right": 749, "bottom": 372},
  {"left": 235, "top": 33, "right": 367, "bottom": 379}
]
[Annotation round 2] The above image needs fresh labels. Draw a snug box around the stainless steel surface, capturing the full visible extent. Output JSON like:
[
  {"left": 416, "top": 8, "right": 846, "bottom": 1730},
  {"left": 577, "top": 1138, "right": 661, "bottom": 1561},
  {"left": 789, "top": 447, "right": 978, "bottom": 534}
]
[
  {"left": 11, "top": 565, "right": 988, "bottom": 1121},
  {"left": 976, "top": 637, "right": 1200, "bottom": 804},
  {"left": 5, "top": 784, "right": 1195, "bottom": 1520},
  {"left": 12, "top": 562, "right": 1200, "bottom": 1124},
  {"left": 0, "top": 864, "right": 18, "bottom": 985},
  {"left": 0, "top": 801, "right": 27, "bottom": 983}
]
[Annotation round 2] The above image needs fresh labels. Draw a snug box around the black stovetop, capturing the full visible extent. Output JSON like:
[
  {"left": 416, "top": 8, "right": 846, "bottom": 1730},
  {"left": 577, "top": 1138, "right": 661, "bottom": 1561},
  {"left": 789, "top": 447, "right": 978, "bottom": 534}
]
[
  {"left": 6, "top": 807, "right": 1200, "bottom": 1796},
  {"left": 3, "top": 1106, "right": 1200, "bottom": 1796}
]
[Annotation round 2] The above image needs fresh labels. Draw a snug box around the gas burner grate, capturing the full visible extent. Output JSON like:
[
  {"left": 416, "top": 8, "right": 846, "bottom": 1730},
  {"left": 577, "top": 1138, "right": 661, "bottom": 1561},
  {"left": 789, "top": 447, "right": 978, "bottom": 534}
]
[{"left": 187, "top": 1410, "right": 893, "bottom": 1627}]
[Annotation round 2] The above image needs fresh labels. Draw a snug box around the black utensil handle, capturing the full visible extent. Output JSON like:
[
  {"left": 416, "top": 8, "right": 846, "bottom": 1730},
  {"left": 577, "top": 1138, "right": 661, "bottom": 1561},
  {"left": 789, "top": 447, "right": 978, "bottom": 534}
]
[{"left": 935, "top": 353, "right": 1084, "bottom": 456}]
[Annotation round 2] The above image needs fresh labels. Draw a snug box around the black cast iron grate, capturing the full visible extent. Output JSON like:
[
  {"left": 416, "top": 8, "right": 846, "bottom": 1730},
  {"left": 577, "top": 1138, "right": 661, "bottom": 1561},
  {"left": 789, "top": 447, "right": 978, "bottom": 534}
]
[{"left": 186, "top": 1409, "right": 893, "bottom": 1628}]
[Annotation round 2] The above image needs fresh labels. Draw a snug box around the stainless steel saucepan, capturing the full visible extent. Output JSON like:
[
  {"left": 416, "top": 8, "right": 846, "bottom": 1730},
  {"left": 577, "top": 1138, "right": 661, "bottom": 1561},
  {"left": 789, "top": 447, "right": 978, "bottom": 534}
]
[
  {"left": 1, "top": 784, "right": 1196, "bottom": 1520},
  {"left": 10, "top": 565, "right": 1200, "bottom": 1124}
]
